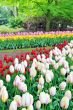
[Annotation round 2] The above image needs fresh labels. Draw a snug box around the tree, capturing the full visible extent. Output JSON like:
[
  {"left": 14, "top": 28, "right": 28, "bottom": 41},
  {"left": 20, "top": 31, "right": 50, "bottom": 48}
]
[{"left": 0, "top": 0, "right": 73, "bottom": 31}]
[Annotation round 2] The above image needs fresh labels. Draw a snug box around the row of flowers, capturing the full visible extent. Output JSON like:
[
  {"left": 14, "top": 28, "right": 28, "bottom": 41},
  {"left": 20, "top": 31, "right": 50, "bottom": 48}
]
[
  {"left": 0, "top": 40, "right": 73, "bottom": 109},
  {"left": 0, "top": 31, "right": 73, "bottom": 49},
  {"left": 0, "top": 31, "right": 73, "bottom": 40}
]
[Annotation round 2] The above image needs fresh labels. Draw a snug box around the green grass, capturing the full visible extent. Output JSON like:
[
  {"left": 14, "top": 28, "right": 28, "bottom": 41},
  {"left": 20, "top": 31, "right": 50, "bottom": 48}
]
[{"left": 0, "top": 46, "right": 52, "bottom": 53}]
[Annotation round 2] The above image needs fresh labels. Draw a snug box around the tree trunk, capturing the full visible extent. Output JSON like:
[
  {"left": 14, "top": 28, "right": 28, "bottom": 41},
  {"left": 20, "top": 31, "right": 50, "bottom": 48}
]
[
  {"left": 13, "top": 6, "right": 18, "bottom": 17},
  {"left": 45, "top": 11, "right": 52, "bottom": 31}
]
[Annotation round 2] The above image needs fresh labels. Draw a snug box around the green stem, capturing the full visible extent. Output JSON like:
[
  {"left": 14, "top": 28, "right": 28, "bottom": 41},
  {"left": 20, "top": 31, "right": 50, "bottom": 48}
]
[{"left": 2, "top": 103, "right": 5, "bottom": 110}]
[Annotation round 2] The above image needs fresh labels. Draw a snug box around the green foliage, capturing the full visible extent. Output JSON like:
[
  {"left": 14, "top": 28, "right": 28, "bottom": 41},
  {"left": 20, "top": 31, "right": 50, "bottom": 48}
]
[
  {"left": 0, "top": 26, "right": 24, "bottom": 33},
  {"left": 8, "top": 16, "right": 23, "bottom": 28},
  {"left": 0, "top": 36, "right": 73, "bottom": 50}
]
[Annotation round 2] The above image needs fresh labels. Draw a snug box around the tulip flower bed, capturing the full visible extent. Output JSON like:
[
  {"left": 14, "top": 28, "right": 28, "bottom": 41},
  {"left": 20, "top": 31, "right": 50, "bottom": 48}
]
[
  {"left": 0, "top": 31, "right": 73, "bottom": 50},
  {"left": 0, "top": 40, "right": 73, "bottom": 110}
]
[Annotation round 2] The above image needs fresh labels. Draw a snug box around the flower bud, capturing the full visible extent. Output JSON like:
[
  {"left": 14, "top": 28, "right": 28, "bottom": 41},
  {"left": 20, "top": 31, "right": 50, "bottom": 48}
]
[
  {"left": 2, "top": 90, "right": 8, "bottom": 103},
  {"left": 65, "top": 90, "right": 72, "bottom": 100},
  {"left": 9, "top": 65, "right": 14, "bottom": 74},
  {"left": 49, "top": 86, "right": 56, "bottom": 96},
  {"left": 59, "top": 82, "right": 66, "bottom": 90},
  {"left": 39, "top": 75, "right": 44, "bottom": 85},
  {"left": 60, "top": 96, "right": 69, "bottom": 109},
  {"left": 36, "top": 100, "right": 41, "bottom": 110},
  {"left": 14, "top": 95, "right": 22, "bottom": 107},
  {"left": 0, "top": 80, "right": 3, "bottom": 88},
  {"left": 6, "top": 74, "right": 11, "bottom": 82},
  {"left": 9, "top": 100, "right": 17, "bottom": 110},
  {"left": 60, "top": 68, "right": 66, "bottom": 76}
]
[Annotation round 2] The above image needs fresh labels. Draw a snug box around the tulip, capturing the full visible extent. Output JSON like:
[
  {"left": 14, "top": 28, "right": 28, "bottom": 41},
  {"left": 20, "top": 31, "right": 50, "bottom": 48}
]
[
  {"left": 23, "top": 60, "right": 28, "bottom": 67},
  {"left": 46, "top": 70, "right": 54, "bottom": 80},
  {"left": 59, "top": 82, "right": 66, "bottom": 90},
  {"left": 39, "top": 75, "right": 44, "bottom": 86},
  {"left": 22, "top": 108, "right": 27, "bottom": 110},
  {"left": 14, "top": 58, "right": 19, "bottom": 64},
  {"left": 0, "top": 80, "right": 3, "bottom": 88},
  {"left": 22, "top": 92, "right": 33, "bottom": 107},
  {"left": 9, "top": 65, "right": 14, "bottom": 74},
  {"left": 37, "top": 55, "right": 41, "bottom": 61},
  {"left": 6, "top": 74, "right": 11, "bottom": 82},
  {"left": 38, "top": 84, "right": 44, "bottom": 91},
  {"left": 39, "top": 92, "right": 51, "bottom": 104},
  {"left": 67, "top": 73, "right": 73, "bottom": 84},
  {"left": 60, "top": 68, "right": 66, "bottom": 76},
  {"left": 14, "top": 95, "right": 22, "bottom": 107},
  {"left": 9, "top": 100, "right": 17, "bottom": 110},
  {"left": 45, "top": 63, "right": 49, "bottom": 69},
  {"left": 0, "top": 86, "right": 6, "bottom": 93},
  {"left": 41, "top": 54, "right": 46, "bottom": 59},
  {"left": 49, "top": 86, "right": 56, "bottom": 96},
  {"left": 18, "top": 82, "right": 27, "bottom": 92},
  {"left": 45, "top": 93, "right": 52, "bottom": 104},
  {"left": 27, "top": 105, "right": 34, "bottom": 110},
  {"left": 20, "top": 75, "right": 26, "bottom": 82},
  {"left": 60, "top": 96, "right": 69, "bottom": 109},
  {"left": 13, "top": 75, "right": 21, "bottom": 86},
  {"left": 30, "top": 67, "right": 37, "bottom": 78},
  {"left": 2, "top": 90, "right": 8, "bottom": 103},
  {"left": 39, "top": 92, "right": 46, "bottom": 104},
  {"left": 14, "top": 63, "right": 18, "bottom": 70},
  {"left": 65, "top": 90, "right": 72, "bottom": 100},
  {"left": 16, "top": 64, "right": 22, "bottom": 71},
  {"left": 41, "top": 68, "right": 46, "bottom": 75},
  {"left": 36, "top": 100, "right": 41, "bottom": 110},
  {"left": 45, "top": 73, "right": 52, "bottom": 83},
  {"left": 26, "top": 54, "right": 30, "bottom": 61},
  {"left": 20, "top": 64, "right": 25, "bottom": 74}
]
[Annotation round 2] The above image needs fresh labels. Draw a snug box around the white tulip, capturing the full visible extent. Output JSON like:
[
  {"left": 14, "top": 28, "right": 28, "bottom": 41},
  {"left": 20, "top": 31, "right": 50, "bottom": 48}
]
[
  {"left": 65, "top": 90, "right": 72, "bottom": 100},
  {"left": 38, "top": 84, "right": 44, "bottom": 90},
  {"left": 14, "top": 58, "right": 19, "bottom": 64},
  {"left": 2, "top": 90, "right": 8, "bottom": 102},
  {"left": 30, "top": 67, "right": 37, "bottom": 78},
  {"left": 46, "top": 70, "right": 54, "bottom": 80},
  {"left": 13, "top": 75, "right": 21, "bottom": 86},
  {"left": 37, "top": 55, "right": 41, "bottom": 61},
  {"left": 60, "top": 68, "right": 66, "bottom": 76},
  {"left": 27, "top": 105, "right": 34, "bottom": 110},
  {"left": 20, "top": 64, "right": 25, "bottom": 74},
  {"left": 23, "top": 60, "right": 28, "bottom": 67},
  {"left": 45, "top": 63, "right": 49, "bottom": 69},
  {"left": 16, "top": 64, "right": 22, "bottom": 71},
  {"left": 26, "top": 54, "right": 30, "bottom": 61},
  {"left": 22, "top": 93, "right": 33, "bottom": 107},
  {"left": 9, "top": 65, "right": 14, "bottom": 73},
  {"left": 14, "top": 95, "right": 22, "bottom": 107},
  {"left": 14, "top": 63, "right": 18, "bottom": 70},
  {"left": 67, "top": 73, "right": 73, "bottom": 84},
  {"left": 0, "top": 80, "right": 3, "bottom": 88},
  {"left": 49, "top": 86, "right": 56, "bottom": 96},
  {"left": 20, "top": 75, "right": 26, "bottom": 82},
  {"left": 60, "top": 96, "right": 69, "bottom": 109},
  {"left": 18, "top": 82, "right": 27, "bottom": 92},
  {"left": 39, "top": 75, "right": 44, "bottom": 86},
  {"left": 22, "top": 108, "right": 27, "bottom": 110},
  {"left": 59, "top": 82, "right": 66, "bottom": 90},
  {"left": 45, "top": 73, "right": 51, "bottom": 83},
  {"left": 41, "top": 54, "right": 46, "bottom": 59},
  {"left": 9, "top": 100, "right": 17, "bottom": 110},
  {"left": 45, "top": 93, "right": 52, "bottom": 104},
  {"left": 39, "top": 92, "right": 46, "bottom": 104},
  {"left": 6, "top": 74, "right": 11, "bottom": 82},
  {"left": 36, "top": 100, "right": 41, "bottom": 110}
]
